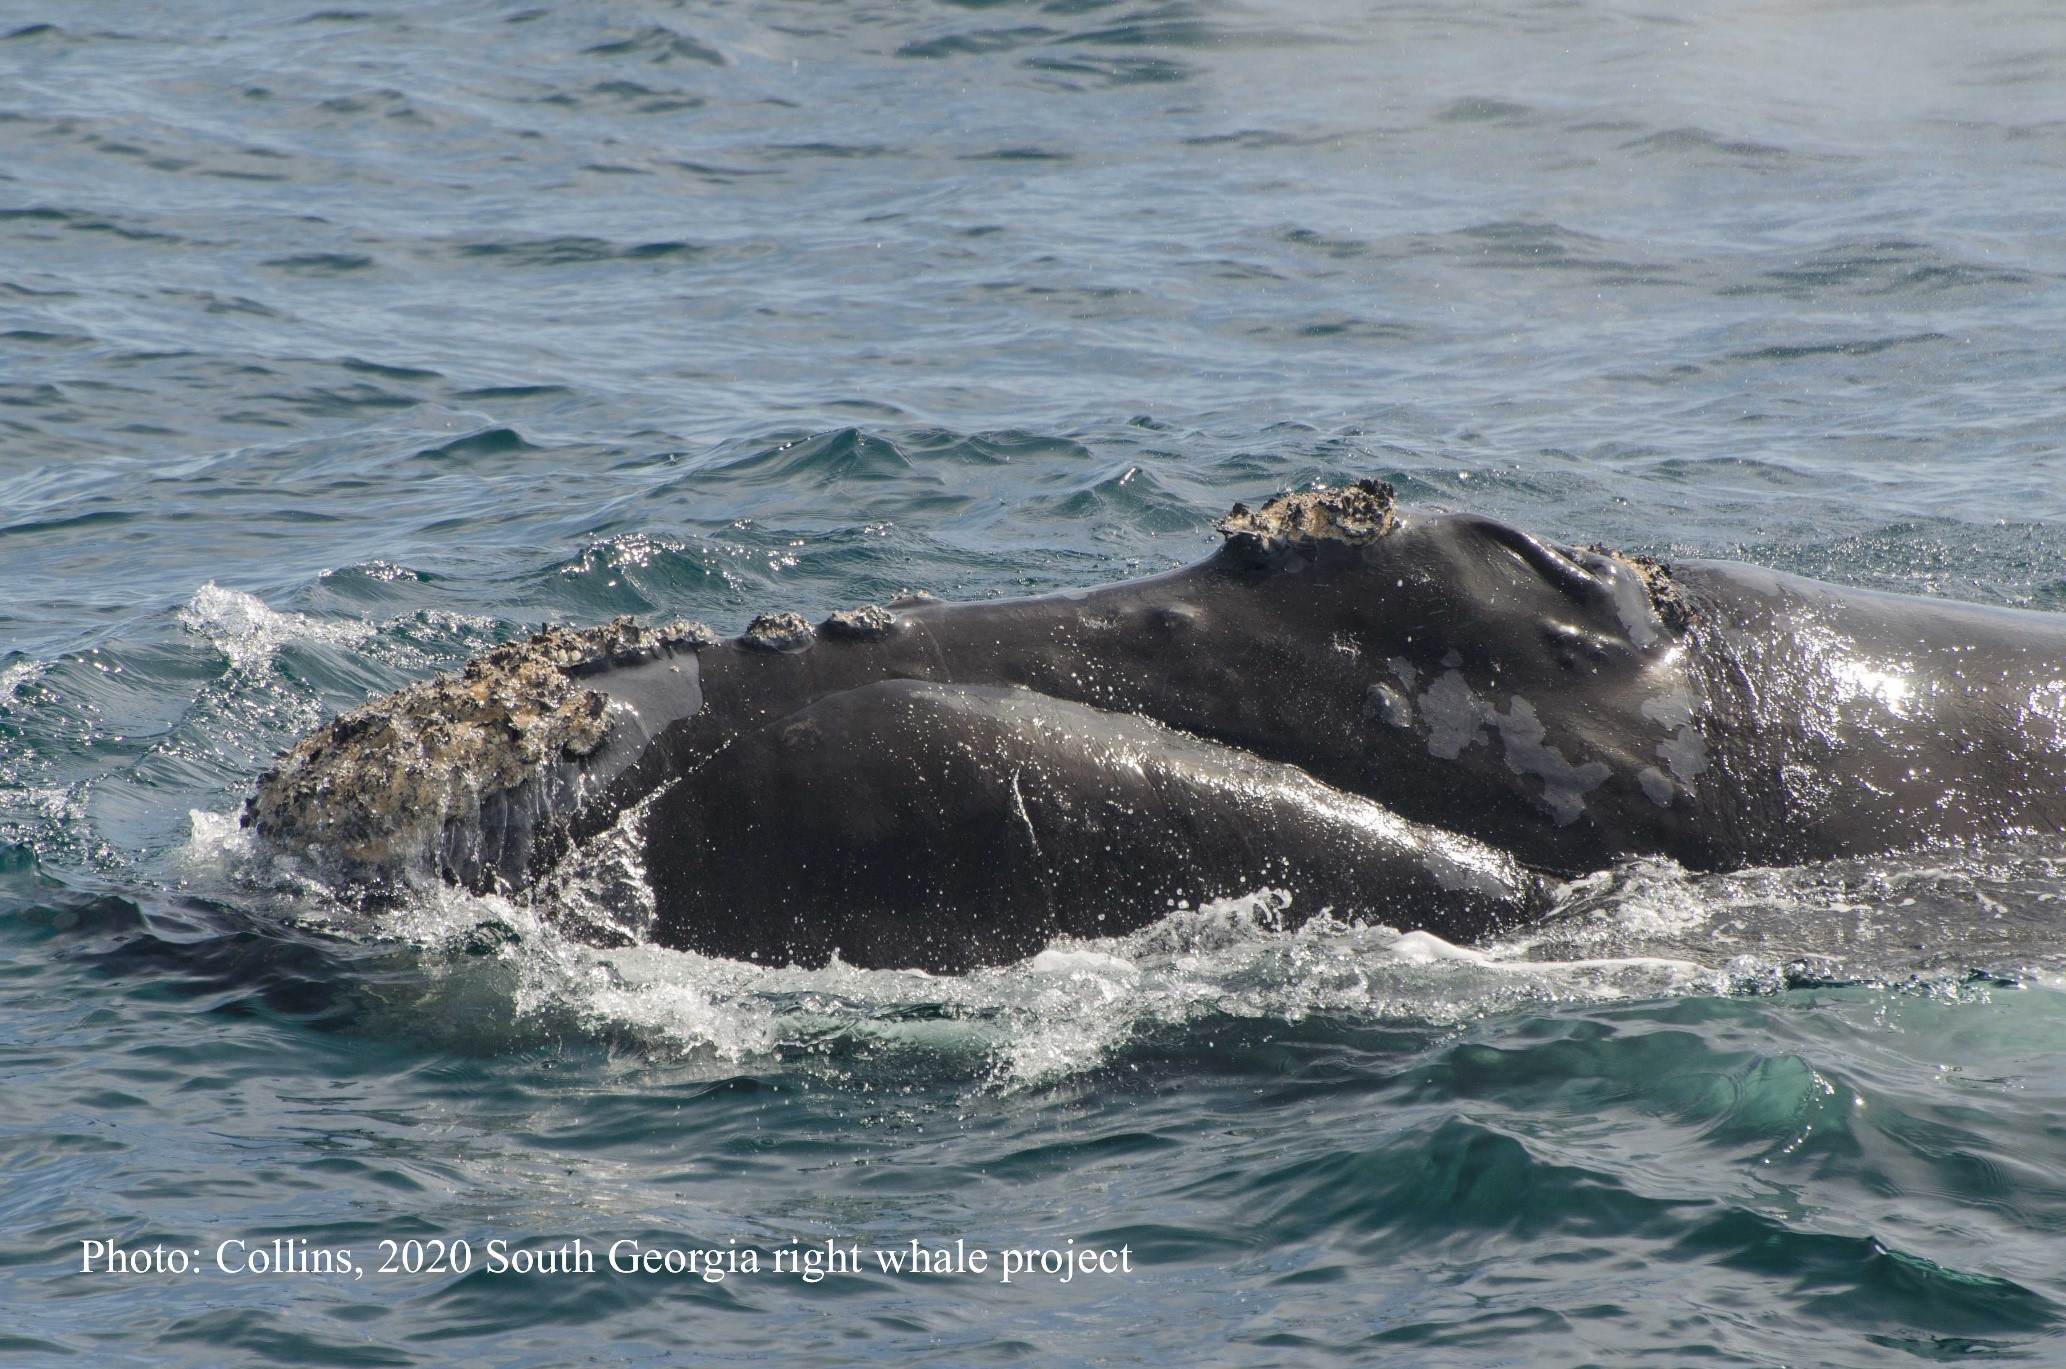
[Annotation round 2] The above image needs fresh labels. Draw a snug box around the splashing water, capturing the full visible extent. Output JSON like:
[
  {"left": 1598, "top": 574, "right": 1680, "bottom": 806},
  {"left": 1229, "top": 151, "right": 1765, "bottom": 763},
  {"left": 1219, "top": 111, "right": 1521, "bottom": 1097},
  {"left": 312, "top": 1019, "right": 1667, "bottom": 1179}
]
[{"left": 178, "top": 582, "right": 375, "bottom": 676}]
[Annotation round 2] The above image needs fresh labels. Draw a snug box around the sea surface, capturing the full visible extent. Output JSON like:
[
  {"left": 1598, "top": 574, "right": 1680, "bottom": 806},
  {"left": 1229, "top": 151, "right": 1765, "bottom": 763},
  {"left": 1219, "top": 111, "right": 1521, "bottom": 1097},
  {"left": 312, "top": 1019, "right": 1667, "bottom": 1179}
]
[{"left": 5, "top": 1, "right": 2066, "bottom": 1363}]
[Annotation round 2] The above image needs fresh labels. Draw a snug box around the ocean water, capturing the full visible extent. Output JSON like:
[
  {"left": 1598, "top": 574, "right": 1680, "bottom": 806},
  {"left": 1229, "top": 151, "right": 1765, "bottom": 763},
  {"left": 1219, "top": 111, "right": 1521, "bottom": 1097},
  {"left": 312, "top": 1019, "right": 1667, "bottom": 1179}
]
[{"left": 5, "top": 0, "right": 2066, "bottom": 1362}]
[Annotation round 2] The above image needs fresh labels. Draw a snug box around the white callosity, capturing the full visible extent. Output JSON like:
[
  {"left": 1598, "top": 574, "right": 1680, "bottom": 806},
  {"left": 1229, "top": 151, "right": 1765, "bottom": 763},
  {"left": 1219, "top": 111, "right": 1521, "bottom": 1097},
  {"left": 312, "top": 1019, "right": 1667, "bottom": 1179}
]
[
  {"left": 1215, "top": 479, "right": 1398, "bottom": 565},
  {"left": 245, "top": 615, "right": 710, "bottom": 879}
]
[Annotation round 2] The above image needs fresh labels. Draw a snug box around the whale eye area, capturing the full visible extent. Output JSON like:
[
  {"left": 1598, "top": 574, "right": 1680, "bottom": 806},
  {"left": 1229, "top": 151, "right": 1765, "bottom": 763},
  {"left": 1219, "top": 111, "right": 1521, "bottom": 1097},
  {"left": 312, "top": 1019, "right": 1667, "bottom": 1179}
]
[
  {"left": 1451, "top": 515, "right": 1687, "bottom": 651},
  {"left": 1147, "top": 604, "right": 1200, "bottom": 633},
  {"left": 1541, "top": 620, "right": 1616, "bottom": 673}
]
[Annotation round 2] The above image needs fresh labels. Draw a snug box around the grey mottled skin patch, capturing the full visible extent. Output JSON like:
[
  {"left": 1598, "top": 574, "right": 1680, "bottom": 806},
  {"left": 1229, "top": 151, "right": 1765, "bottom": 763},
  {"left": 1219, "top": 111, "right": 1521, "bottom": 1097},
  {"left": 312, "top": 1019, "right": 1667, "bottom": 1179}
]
[
  {"left": 822, "top": 604, "right": 896, "bottom": 640},
  {"left": 1654, "top": 720, "right": 1711, "bottom": 789},
  {"left": 1411, "top": 670, "right": 1613, "bottom": 825},
  {"left": 1490, "top": 696, "right": 1613, "bottom": 825},
  {"left": 1420, "top": 669, "right": 1490, "bottom": 760},
  {"left": 742, "top": 611, "right": 813, "bottom": 652},
  {"left": 244, "top": 615, "right": 706, "bottom": 878},
  {"left": 1637, "top": 766, "right": 1676, "bottom": 806},
  {"left": 1639, "top": 684, "right": 1709, "bottom": 802}
]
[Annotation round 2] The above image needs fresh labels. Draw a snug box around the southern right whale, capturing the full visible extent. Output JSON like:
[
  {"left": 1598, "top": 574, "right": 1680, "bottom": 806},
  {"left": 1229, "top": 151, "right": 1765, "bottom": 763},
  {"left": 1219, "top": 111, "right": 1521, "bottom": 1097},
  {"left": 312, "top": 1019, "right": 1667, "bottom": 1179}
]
[{"left": 246, "top": 480, "right": 2066, "bottom": 970}]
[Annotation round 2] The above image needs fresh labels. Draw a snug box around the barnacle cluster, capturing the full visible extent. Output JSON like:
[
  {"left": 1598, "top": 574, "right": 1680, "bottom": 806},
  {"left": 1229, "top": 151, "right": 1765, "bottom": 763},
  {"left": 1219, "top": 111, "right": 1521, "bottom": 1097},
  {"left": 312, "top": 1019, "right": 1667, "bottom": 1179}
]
[
  {"left": 1216, "top": 479, "right": 1399, "bottom": 563},
  {"left": 244, "top": 616, "right": 709, "bottom": 875}
]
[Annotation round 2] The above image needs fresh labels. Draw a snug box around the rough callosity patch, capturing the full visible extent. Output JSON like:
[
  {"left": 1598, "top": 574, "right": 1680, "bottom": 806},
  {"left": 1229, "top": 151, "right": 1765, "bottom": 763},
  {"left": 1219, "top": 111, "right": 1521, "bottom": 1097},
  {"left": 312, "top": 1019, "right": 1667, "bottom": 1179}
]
[
  {"left": 1629, "top": 555, "right": 1696, "bottom": 634},
  {"left": 822, "top": 604, "right": 896, "bottom": 640},
  {"left": 1216, "top": 479, "right": 1398, "bottom": 564},
  {"left": 1585, "top": 544, "right": 1697, "bottom": 635},
  {"left": 243, "top": 615, "right": 706, "bottom": 875},
  {"left": 665, "top": 620, "right": 725, "bottom": 650},
  {"left": 742, "top": 611, "right": 814, "bottom": 651}
]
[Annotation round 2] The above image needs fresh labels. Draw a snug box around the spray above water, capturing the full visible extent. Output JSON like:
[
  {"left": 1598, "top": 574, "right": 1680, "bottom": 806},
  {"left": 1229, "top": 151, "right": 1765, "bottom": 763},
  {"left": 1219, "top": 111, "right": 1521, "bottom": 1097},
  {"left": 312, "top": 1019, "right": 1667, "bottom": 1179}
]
[{"left": 179, "top": 582, "right": 376, "bottom": 675}]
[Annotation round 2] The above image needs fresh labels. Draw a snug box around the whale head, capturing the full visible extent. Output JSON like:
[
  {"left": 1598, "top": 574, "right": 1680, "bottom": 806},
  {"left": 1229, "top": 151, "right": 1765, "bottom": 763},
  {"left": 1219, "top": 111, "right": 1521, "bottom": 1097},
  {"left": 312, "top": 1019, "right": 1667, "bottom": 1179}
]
[{"left": 1199, "top": 486, "right": 1702, "bottom": 870}]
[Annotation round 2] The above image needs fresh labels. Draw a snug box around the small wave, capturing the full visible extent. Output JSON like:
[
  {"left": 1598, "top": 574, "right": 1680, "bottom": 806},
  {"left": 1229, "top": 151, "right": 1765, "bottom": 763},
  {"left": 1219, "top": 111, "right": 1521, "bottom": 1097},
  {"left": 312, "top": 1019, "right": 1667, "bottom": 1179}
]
[
  {"left": 1436, "top": 97, "right": 1536, "bottom": 125},
  {"left": 1, "top": 657, "right": 48, "bottom": 702},
  {"left": 177, "top": 582, "right": 373, "bottom": 675},
  {"left": 1724, "top": 332, "right": 1948, "bottom": 365},
  {"left": 260, "top": 252, "right": 376, "bottom": 275},
  {"left": 1021, "top": 55, "right": 1190, "bottom": 89},
  {"left": 416, "top": 426, "right": 538, "bottom": 462},
  {"left": 583, "top": 26, "right": 725, "bottom": 67},
  {"left": 898, "top": 27, "right": 1059, "bottom": 61},
  {"left": 700, "top": 427, "right": 928, "bottom": 487},
  {"left": 449, "top": 236, "right": 705, "bottom": 268},
  {"left": 1621, "top": 125, "right": 1800, "bottom": 162}
]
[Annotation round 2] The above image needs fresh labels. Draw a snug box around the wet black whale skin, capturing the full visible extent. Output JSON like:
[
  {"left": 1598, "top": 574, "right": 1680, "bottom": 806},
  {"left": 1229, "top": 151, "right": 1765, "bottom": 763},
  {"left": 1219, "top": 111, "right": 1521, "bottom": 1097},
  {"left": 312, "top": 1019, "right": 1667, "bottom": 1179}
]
[
  {"left": 648, "top": 679, "right": 1550, "bottom": 972},
  {"left": 560, "top": 508, "right": 2066, "bottom": 971}
]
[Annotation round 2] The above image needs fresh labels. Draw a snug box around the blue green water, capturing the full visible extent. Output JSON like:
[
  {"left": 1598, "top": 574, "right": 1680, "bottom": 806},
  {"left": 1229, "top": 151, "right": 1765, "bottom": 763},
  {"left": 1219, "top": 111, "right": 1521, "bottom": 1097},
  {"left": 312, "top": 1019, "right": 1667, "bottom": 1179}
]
[{"left": 6, "top": 1, "right": 2066, "bottom": 1362}]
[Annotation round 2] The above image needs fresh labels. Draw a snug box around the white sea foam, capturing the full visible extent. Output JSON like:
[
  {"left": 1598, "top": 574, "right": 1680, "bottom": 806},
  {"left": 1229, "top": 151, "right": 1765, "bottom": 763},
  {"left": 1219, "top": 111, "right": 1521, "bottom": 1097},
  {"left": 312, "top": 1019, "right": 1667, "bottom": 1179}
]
[
  {"left": 178, "top": 582, "right": 373, "bottom": 675},
  {"left": 249, "top": 836, "right": 2066, "bottom": 1091},
  {"left": 0, "top": 659, "right": 47, "bottom": 702},
  {"left": 315, "top": 881, "right": 1733, "bottom": 1090},
  {"left": 182, "top": 807, "right": 255, "bottom": 868}
]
